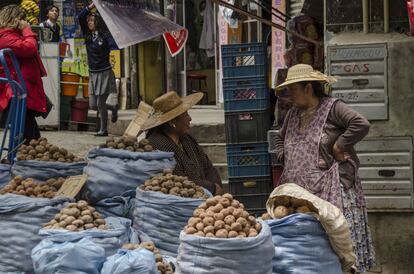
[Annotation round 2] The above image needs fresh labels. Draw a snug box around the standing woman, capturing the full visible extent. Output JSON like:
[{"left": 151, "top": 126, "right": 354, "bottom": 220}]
[
  {"left": 78, "top": 2, "right": 118, "bottom": 136},
  {"left": 275, "top": 64, "right": 375, "bottom": 273},
  {"left": 0, "top": 5, "right": 47, "bottom": 142}
]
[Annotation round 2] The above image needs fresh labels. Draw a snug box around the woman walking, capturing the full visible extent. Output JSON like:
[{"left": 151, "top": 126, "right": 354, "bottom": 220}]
[
  {"left": 275, "top": 64, "right": 376, "bottom": 273},
  {"left": 0, "top": 5, "right": 47, "bottom": 142},
  {"left": 78, "top": 2, "right": 118, "bottom": 136}
]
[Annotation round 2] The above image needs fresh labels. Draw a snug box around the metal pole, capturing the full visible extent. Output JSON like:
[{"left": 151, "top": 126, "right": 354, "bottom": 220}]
[
  {"left": 212, "top": 0, "right": 321, "bottom": 45},
  {"left": 384, "top": 0, "right": 389, "bottom": 33},
  {"left": 362, "top": 0, "right": 369, "bottom": 34}
]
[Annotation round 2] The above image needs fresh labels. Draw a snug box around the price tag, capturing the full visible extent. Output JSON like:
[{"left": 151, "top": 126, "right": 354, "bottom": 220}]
[{"left": 55, "top": 175, "right": 87, "bottom": 198}]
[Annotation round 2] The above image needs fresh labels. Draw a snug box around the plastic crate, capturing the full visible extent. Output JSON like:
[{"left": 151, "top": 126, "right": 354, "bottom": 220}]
[
  {"left": 225, "top": 111, "right": 271, "bottom": 144},
  {"left": 229, "top": 176, "right": 273, "bottom": 196},
  {"left": 226, "top": 143, "right": 271, "bottom": 177},
  {"left": 223, "top": 76, "right": 269, "bottom": 112},
  {"left": 221, "top": 43, "right": 267, "bottom": 78},
  {"left": 233, "top": 194, "right": 269, "bottom": 211}
]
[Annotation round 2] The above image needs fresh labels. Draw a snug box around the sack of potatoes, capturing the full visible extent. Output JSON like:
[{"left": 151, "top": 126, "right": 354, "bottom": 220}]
[
  {"left": 43, "top": 200, "right": 107, "bottom": 231},
  {"left": 119, "top": 242, "right": 175, "bottom": 274},
  {"left": 99, "top": 137, "right": 154, "bottom": 152},
  {"left": 16, "top": 138, "right": 82, "bottom": 163},
  {"left": 0, "top": 176, "right": 66, "bottom": 198},
  {"left": 139, "top": 169, "right": 209, "bottom": 199},
  {"left": 261, "top": 195, "right": 319, "bottom": 220},
  {"left": 183, "top": 194, "right": 261, "bottom": 238}
]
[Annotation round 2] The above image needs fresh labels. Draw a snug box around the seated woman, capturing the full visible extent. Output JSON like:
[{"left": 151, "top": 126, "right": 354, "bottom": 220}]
[{"left": 142, "top": 91, "right": 223, "bottom": 195}]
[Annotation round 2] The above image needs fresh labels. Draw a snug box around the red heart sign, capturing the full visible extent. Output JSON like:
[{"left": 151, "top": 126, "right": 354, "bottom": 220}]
[{"left": 163, "top": 28, "right": 188, "bottom": 57}]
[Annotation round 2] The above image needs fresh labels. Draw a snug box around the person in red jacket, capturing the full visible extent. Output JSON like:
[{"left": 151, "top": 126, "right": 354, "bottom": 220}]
[{"left": 0, "top": 5, "right": 47, "bottom": 142}]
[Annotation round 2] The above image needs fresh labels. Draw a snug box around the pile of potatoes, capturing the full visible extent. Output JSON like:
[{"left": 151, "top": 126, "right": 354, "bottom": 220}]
[
  {"left": 184, "top": 193, "right": 262, "bottom": 238},
  {"left": 100, "top": 137, "right": 154, "bottom": 152},
  {"left": 43, "top": 200, "right": 107, "bottom": 231},
  {"left": 139, "top": 169, "right": 208, "bottom": 199},
  {"left": 261, "top": 196, "right": 318, "bottom": 220},
  {"left": 122, "top": 242, "right": 174, "bottom": 274},
  {"left": 16, "top": 138, "right": 82, "bottom": 162},
  {"left": 0, "top": 176, "right": 66, "bottom": 198}
]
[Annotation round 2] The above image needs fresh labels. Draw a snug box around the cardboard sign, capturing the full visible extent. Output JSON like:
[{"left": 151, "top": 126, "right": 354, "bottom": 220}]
[
  {"left": 124, "top": 101, "right": 152, "bottom": 137},
  {"left": 163, "top": 28, "right": 188, "bottom": 57},
  {"left": 55, "top": 175, "right": 87, "bottom": 198}
]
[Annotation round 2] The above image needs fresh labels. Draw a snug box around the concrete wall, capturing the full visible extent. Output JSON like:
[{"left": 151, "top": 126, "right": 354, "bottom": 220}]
[{"left": 367, "top": 213, "right": 414, "bottom": 274}]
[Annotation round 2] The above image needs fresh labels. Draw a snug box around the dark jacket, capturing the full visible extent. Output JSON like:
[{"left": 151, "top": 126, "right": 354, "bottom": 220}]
[
  {"left": 0, "top": 27, "right": 46, "bottom": 113},
  {"left": 77, "top": 8, "right": 117, "bottom": 72},
  {"left": 148, "top": 132, "right": 222, "bottom": 195}
]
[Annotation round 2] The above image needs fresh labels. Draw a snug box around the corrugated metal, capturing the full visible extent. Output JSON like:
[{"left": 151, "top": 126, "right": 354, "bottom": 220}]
[
  {"left": 327, "top": 44, "right": 388, "bottom": 121},
  {"left": 355, "top": 137, "right": 413, "bottom": 210},
  {"left": 289, "top": 0, "right": 305, "bottom": 17}
]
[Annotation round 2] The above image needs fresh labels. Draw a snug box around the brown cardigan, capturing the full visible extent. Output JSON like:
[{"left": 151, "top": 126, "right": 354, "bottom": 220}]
[
  {"left": 148, "top": 132, "right": 222, "bottom": 194},
  {"left": 275, "top": 100, "right": 370, "bottom": 189}
]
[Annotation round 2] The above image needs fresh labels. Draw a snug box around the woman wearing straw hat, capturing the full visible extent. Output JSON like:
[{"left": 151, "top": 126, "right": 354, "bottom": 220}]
[
  {"left": 142, "top": 91, "right": 223, "bottom": 195},
  {"left": 275, "top": 64, "right": 375, "bottom": 273}
]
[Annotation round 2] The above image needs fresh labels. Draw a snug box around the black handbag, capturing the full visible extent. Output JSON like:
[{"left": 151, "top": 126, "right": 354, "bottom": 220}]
[{"left": 40, "top": 95, "right": 54, "bottom": 119}]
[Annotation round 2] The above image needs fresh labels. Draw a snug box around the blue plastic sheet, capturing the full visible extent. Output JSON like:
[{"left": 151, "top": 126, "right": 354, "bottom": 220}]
[
  {"left": 82, "top": 148, "right": 175, "bottom": 203},
  {"left": 0, "top": 194, "right": 72, "bottom": 274},
  {"left": 38, "top": 217, "right": 131, "bottom": 257},
  {"left": 32, "top": 237, "right": 105, "bottom": 274},
  {"left": 176, "top": 220, "right": 275, "bottom": 274},
  {"left": 95, "top": 190, "right": 136, "bottom": 219},
  {"left": 101, "top": 248, "right": 157, "bottom": 274},
  {"left": 132, "top": 188, "right": 210, "bottom": 257},
  {"left": 0, "top": 163, "right": 11, "bottom": 187},
  {"left": 267, "top": 214, "right": 343, "bottom": 274},
  {"left": 12, "top": 160, "right": 86, "bottom": 180}
]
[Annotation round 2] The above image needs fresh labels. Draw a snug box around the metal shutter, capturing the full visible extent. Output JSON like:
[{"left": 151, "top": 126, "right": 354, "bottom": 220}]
[
  {"left": 356, "top": 137, "right": 413, "bottom": 210},
  {"left": 327, "top": 44, "right": 388, "bottom": 121}
]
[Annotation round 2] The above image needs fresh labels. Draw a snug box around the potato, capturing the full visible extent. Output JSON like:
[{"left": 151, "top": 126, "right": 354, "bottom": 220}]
[
  {"left": 203, "top": 225, "right": 215, "bottom": 234},
  {"left": 98, "top": 224, "right": 107, "bottom": 230},
  {"left": 205, "top": 197, "right": 217, "bottom": 207},
  {"left": 224, "top": 215, "right": 236, "bottom": 225},
  {"left": 92, "top": 211, "right": 102, "bottom": 219},
  {"left": 81, "top": 209, "right": 92, "bottom": 216},
  {"left": 194, "top": 231, "right": 205, "bottom": 237},
  {"left": 67, "top": 203, "right": 78, "bottom": 208},
  {"left": 59, "top": 214, "right": 69, "bottom": 222},
  {"left": 202, "top": 217, "right": 215, "bottom": 227},
  {"left": 238, "top": 231, "right": 247, "bottom": 238},
  {"left": 230, "top": 222, "right": 242, "bottom": 232},
  {"left": 222, "top": 193, "right": 233, "bottom": 201},
  {"left": 214, "top": 212, "right": 225, "bottom": 221},
  {"left": 81, "top": 215, "right": 93, "bottom": 224},
  {"left": 188, "top": 217, "right": 201, "bottom": 227},
  {"left": 214, "top": 220, "right": 225, "bottom": 230},
  {"left": 77, "top": 200, "right": 88, "bottom": 210},
  {"left": 72, "top": 219, "right": 84, "bottom": 227},
  {"left": 228, "top": 231, "right": 238, "bottom": 238},
  {"left": 296, "top": 206, "right": 311, "bottom": 214},
  {"left": 254, "top": 223, "right": 262, "bottom": 231},
  {"left": 275, "top": 196, "right": 291, "bottom": 207},
  {"left": 65, "top": 216, "right": 76, "bottom": 225},
  {"left": 195, "top": 222, "right": 205, "bottom": 231},
  {"left": 94, "top": 218, "right": 106, "bottom": 225},
  {"left": 215, "top": 229, "right": 228, "bottom": 238},
  {"left": 66, "top": 225, "right": 78, "bottom": 231},
  {"left": 248, "top": 216, "right": 256, "bottom": 225},
  {"left": 248, "top": 228, "right": 258, "bottom": 237},
  {"left": 290, "top": 197, "right": 307, "bottom": 208},
  {"left": 236, "top": 217, "right": 248, "bottom": 227},
  {"left": 58, "top": 220, "right": 67, "bottom": 227},
  {"left": 220, "top": 198, "right": 231, "bottom": 208},
  {"left": 232, "top": 208, "right": 243, "bottom": 219},
  {"left": 186, "top": 227, "right": 197, "bottom": 235},
  {"left": 35, "top": 145, "right": 46, "bottom": 153},
  {"left": 84, "top": 223, "right": 95, "bottom": 229},
  {"left": 274, "top": 205, "right": 289, "bottom": 219},
  {"left": 212, "top": 203, "right": 224, "bottom": 213}
]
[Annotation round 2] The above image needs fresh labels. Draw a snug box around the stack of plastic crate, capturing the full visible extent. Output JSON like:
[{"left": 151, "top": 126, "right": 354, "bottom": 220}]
[
  {"left": 267, "top": 129, "right": 284, "bottom": 188},
  {"left": 221, "top": 42, "right": 272, "bottom": 215}
]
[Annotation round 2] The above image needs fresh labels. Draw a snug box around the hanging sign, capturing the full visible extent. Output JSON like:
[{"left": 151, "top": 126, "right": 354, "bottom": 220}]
[
  {"left": 271, "top": 0, "right": 286, "bottom": 88},
  {"left": 163, "top": 28, "right": 188, "bottom": 57}
]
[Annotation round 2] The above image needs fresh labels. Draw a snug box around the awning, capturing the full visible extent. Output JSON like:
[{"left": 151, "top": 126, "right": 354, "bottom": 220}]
[{"left": 93, "top": 0, "right": 182, "bottom": 49}]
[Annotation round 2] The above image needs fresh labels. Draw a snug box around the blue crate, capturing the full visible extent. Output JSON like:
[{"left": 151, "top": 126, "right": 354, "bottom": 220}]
[
  {"left": 223, "top": 76, "right": 269, "bottom": 112},
  {"left": 222, "top": 43, "right": 267, "bottom": 78},
  {"left": 225, "top": 110, "right": 271, "bottom": 144},
  {"left": 226, "top": 143, "right": 270, "bottom": 177}
]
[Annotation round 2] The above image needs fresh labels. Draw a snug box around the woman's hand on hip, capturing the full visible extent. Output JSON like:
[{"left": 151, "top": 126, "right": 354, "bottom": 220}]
[{"left": 333, "top": 143, "right": 350, "bottom": 162}]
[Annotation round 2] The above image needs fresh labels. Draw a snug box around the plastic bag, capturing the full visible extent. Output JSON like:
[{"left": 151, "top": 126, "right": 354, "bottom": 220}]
[
  {"left": 95, "top": 190, "right": 136, "bottom": 218},
  {"left": 176, "top": 220, "right": 274, "bottom": 274},
  {"left": 82, "top": 148, "right": 175, "bottom": 203},
  {"left": 0, "top": 163, "right": 11, "bottom": 188},
  {"left": 12, "top": 159, "right": 86, "bottom": 180},
  {"left": 32, "top": 237, "right": 105, "bottom": 274},
  {"left": 267, "top": 214, "right": 342, "bottom": 274},
  {"left": 101, "top": 248, "right": 157, "bottom": 274},
  {"left": 266, "top": 183, "right": 356, "bottom": 271},
  {"left": 0, "top": 194, "right": 72, "bottom": 274},
  {"left": 38, "top": 217, "right": 131, "bottom": 257},
  {"left": 132, "top": 188, "right": 210, "bottom": 257}
]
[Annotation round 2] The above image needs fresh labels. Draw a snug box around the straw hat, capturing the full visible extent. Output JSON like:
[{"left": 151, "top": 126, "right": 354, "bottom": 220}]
[
  {"left": 276, "top": 64, "right": 337, "bottom": 90},
  {"left": 141, "top": 91, "right": 203, "bottom": 131}
]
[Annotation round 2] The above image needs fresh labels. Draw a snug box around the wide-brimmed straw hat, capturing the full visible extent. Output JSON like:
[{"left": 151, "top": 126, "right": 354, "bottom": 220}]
[
  {"left": 141, "top": 91, "right": 203, "bottom": 131},
  {"left": 276, "top": 64, "right": 337, "bottom": 90}
]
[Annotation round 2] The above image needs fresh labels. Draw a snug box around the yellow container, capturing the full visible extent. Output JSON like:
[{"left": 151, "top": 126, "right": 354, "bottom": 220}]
[{"left": 61, "top": 73, "right": 80, "bottom": 96}]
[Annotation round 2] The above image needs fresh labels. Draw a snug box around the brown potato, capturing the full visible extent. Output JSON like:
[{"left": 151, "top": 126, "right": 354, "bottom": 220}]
[
  {"left": 231, "top": 222, "right": 242, "bottom": 232},
  {"left": 84, "top": 223, "right": 95, "bottom": 229},
  {"left": 214, "top": 220, "right": 225, "bottom": 230},
  {"left": 224, "top": 215, "right": 236, "bottom": 225},
  {"left": 194, "top": 231, "right": 205, "bottom": 237},
  {"left": 228, "top": 231, "right": 238, "bottom": 238},
  {"left": 215, "top": 229, "right": 228, "bottom": 238},
  {"left": 195, "top": 222, "right": 205, "bottom": 231},
  {"left": 290, "top": 197, "right": 307, "bottom": 208},
  {"left": 296, "top": 206, "right": 311, "bottom": 214},
  {"left": 66, "top": 225, "right": 78, "bottom": 231},
  {"left": 274, "top": 205, "right": 289, "bottom": 219},
  {"left": 203, "top": 225, "right": 215, "bottom": 234},
  {"left": 203, "top": 217, "right": 215, "bottom": 227},
  {"left": 81, "top": 215, "right": 93, "bottom": 224},
  {"left": 186, "top": 227, "right": 197, "bottom": 235}
]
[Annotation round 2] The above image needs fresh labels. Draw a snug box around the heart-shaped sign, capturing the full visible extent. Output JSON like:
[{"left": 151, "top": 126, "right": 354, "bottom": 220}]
[{"left": 163, "top": 28, "right": 188, "bottom": 57}]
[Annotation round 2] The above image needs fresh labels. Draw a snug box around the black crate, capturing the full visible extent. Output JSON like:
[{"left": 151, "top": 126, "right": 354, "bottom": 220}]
[
  {"left": 226, "top": 143, "right": 271, "bottom": 178},
  {"left": 229, "top": 176, "right": 273, "bottom": 196},
  {"left": 225, "top": 111, "right": 271, "bottom": 144},
  {"left": 233, "top": 194, "right": 269, "bottom": 212}
]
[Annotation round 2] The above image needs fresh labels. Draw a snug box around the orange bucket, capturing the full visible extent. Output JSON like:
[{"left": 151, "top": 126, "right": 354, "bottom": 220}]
[
  {"left": 61, "top": 73, "right": 80, "bottom": 96},
  {"left": 82, "top": 76, "right": 89, "bottom": 98}
]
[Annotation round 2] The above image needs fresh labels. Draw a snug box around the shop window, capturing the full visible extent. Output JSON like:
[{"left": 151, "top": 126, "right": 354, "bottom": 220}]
[{"left": 241, "top": 2, "right": 263, "bottom": 43}]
